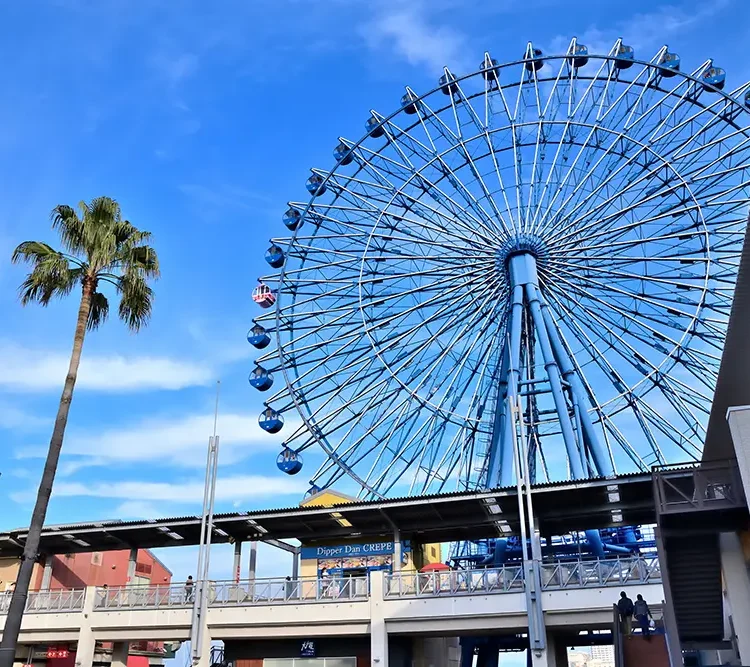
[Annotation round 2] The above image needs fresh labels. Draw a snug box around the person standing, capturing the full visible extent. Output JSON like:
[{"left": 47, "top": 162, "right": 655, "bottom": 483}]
[
  {"left": 634, "top": 594, "right": 652, "bottom": 637},
  {"left": 617, "top": 591, "right": 634, "bottom": 635},
  {"left": 185, "top": 575, "right": 194, "bottom": 603}
]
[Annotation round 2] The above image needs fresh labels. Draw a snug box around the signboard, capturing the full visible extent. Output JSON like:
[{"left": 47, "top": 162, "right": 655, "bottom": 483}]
[
  {"left": 300, "top": 640, "right": 316, "bottom": 657},
  {"left": 300, "top": 540, "right": 411, "bottom": 560},
  {"left": 46, "top": 649, "right": 69, "bottom": 659}
]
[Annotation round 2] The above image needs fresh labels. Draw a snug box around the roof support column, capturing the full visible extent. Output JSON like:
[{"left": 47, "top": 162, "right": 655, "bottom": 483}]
[
  {"left": 126, "top": 548, "right": 137, "bottom": 585},
  {"left": 392, "top": 531, "right": 401, "bottom": 574},
  {"left": 40, "top": 558, "right": 53, "bottom": 591},
  {"left": 232, "top": 541, "right": 242, "bottom": 584}
]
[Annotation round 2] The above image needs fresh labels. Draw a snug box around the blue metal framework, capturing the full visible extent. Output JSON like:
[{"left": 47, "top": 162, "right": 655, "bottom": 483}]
[{"left": 249, "top": 38, "right": 750, "bottom": 498}]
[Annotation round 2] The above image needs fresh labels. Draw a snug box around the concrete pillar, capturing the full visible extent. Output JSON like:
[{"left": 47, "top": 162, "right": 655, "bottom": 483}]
[
  {"left": 40, "top": 558, "right": 53, "bottom": 591},
  {"left": 233, "top": 541, "right": 242, "bottom": 584},
  {"left": 111, "top": 643, "right": 129, "bottom": 667},
  {"left": 126, "top": 548, "right": 137, "bottom": 585},
  {"left": 73, "top": 587, "right": 97, "bottom": 667},
  {"left": 369, "top": 570, "right": 388, "bottom": 667},
  {"left": 720, "top": 532, "right": 750, "bottom": 665},
  {"left": 727, "top": 406, "right": 750, "bottom": 494},
  {"left": 530, "top": 630, "right": 560, "bottom": 667}
]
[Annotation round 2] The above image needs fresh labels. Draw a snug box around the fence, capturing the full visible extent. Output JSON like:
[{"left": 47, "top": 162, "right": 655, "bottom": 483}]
[{"left": 0, "top": 589, "right": 86, "bottom": 614}]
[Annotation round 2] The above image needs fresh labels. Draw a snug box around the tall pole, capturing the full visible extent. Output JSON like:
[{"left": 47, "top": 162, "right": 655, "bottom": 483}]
[{"left": 191, "top": 382, "right": 221, "bottom": 665}]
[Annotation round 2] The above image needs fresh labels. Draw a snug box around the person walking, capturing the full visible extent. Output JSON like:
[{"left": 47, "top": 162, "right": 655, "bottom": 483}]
[
  {"left": 634, "top": 594, "right": 652, "bottom": 637},
  {"left": 617, "top": 591, "right": 634, "bottom": 635},
  {"left": 184, "top": 575, "right": 194, "bottom": 603}
]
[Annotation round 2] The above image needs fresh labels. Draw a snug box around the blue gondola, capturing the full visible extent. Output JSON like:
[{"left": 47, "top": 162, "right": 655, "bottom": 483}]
[
  {"left": 365, "top": 114, "right": 385, "bottom": 138},
  {"left": 283, "top": 207, "right": 302, "bottom": 231},
  {"left": 659, "top": 51, "right": 680, "bottom": 76},
  {"left": 615, "top": 44, "right": 634, "bottom": 69},
  {"left": 277, "top": 448, "right": 303, "bottom": 475},
  {"left": 249, "top": 366, "right": 273, "bottom": 392},
  {"left": 247, "top": 323, "right": 270, "bottom": 349},
  {"left": 745, "top": 90, "right": 750, "bottom": 107},
  {"left": 702, "top": 66, "right": 726, "bottom": 91},
  {"left": 401, "top": 90, "right": 419, "bottom": 114},
  {"left": 334, "top": 142, "right": 353, "bottom": 165},
  {"left": 480, "top": 57, "right": 500, "bottom": 80},
  {"left": 259, "top": 408, "right": 284, "bottom": 434},
  {"left": 306, "top": 173, "right": 326, "bottom": 196},
  {"left": 265, "top": 244, "right": 285, "bottom": 268},
  {"left": 570, "top": 44, "right": 589, "bottom": 68},
  {"left": 439, "top": 72, "right": 458, "bottom": 95},
  {"left": 525, "top": 48, "right": 544, "bottom": 72}
]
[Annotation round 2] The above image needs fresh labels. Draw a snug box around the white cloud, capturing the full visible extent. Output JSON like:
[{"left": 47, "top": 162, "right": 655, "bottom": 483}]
[
  {"left": 52, "top": 474, "right": 307, "bottom": 503},
  {"left": 16, "top": 411, "right": 301, "bottom": 471},
  {"left": 361, "top": 2, "right": 470, "bottom": 74},
  {"left": 548, "top": 0, "right": 731, "bottom": 57},
  {"left": 113, "top": 500, "right": 164, "bottom": 519},
  {"left": 0, "top": 400, "right": 49, "bottom": 431},
  {"left": 0, "top": 342, "right": 213, "bottom": 393}
]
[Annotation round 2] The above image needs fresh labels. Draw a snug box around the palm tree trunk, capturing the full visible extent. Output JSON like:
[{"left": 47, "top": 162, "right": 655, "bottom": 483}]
[{"left": 0, "top": 278, "right": 94, "bottom": 667}]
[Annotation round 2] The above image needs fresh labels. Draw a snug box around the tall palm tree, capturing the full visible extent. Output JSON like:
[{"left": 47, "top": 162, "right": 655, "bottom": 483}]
[{"left": 0, "top": 197, "right": 159, "bottom": 666}]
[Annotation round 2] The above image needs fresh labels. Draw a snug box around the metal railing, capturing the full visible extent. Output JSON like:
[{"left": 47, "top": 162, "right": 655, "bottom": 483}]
[
  {"left": 95, "top": 576, "right": 369, "bottom": 610},
  {"left": 653, "top": 460, "right": 746, "bottom": 514},
  {"left": 385, "top": 566, "right": 524, "bottom": 598},
  {"left": 95, "top": 583, "right": 192, "bottom": 609},
  {"left": 0, "top": 589, "right": 86, "bottom": 614},
  {"left": 209, "top": 576, "right": 369, "bottom": 605},
  {"left": 541, "top": 557, "right": 661, "bottom": 589}
]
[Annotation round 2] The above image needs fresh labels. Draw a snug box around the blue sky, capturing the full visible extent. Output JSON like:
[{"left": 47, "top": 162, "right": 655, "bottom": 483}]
[{"left": 0, "top": 0, "right": 748, "bottom": 581}]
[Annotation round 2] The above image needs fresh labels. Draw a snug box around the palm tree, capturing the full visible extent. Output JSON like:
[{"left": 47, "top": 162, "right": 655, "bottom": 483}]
[{"left": 0, "top": 197, "right": 159, "bottom": 666}]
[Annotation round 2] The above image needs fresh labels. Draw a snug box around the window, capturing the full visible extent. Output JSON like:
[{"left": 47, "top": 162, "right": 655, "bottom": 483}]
[
  {"left": 91, "top": 552, "right": 103, "bottom": 566},
  {"left": 431, "top": 547, "right": 437, "bottom": 558},
  {"left": 263, "top": 660, "right": 355, "bottom": 667}
]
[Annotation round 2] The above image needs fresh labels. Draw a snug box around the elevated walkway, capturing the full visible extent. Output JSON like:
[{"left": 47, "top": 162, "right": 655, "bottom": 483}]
[{"left": 0, "top": 559, "right": 662, "bottom": 659}]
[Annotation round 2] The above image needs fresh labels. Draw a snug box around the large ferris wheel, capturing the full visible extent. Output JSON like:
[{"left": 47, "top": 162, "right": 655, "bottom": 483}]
[{"left": 248, "top": 38, "right": 750, "bottom": 499}]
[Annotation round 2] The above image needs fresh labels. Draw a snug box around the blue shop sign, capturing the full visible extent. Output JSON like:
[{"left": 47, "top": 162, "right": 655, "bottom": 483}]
[
  {"left": 301, "top": 641, "right": 316, "bottom": 657},
  {"left": 301, "top": 540, "right": 411, "bottom": 560}
]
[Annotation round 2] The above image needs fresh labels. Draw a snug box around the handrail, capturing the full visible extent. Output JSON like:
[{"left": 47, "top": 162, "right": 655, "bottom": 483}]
[
  {"left": 0, "top": 589, "right": 86, "bottom": 613},
  {"left": 385, "top": 566, "right": 524, "bottom": 598}
]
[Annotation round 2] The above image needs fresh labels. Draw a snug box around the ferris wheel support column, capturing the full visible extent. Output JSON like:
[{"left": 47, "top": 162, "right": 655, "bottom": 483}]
[
  {"left": 540, "top": 305, "right": 614, "bottom": 477},
  {"left": 523, "top": 278, "right": 585, "bottom": 480},
  {"left": 489, "top": 285, "right": 525, "bottom": 488}
]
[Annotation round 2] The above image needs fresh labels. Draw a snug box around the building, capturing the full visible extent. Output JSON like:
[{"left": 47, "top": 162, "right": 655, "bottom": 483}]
[{"left": 0, "top": 549, "right": 175, "bottom": 667}]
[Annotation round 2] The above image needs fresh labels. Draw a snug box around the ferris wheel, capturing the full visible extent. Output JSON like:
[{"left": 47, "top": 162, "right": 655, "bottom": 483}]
[{"left": 248, "top": 38, "right": 750, "bottom": 499}]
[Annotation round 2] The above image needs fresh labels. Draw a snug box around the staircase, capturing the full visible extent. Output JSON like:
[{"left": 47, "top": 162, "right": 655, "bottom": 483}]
[{"left": 663, "top": 534, "right": 723, "bottom": 643}]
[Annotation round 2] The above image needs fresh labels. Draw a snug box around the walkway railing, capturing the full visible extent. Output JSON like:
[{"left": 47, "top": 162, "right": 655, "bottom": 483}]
[
  {"left": 385, "top": 557, "right": 661, "bottom": 599},
  {"left": 94, "top": 576, "right": 369, "bottom": 609},
  {"left": 385, "top": 566, "right": 524, "bottom": 598},
  {"left": 541, "top": 557, "right": 661, "bottom": 589},
  {"left": 0, "top": 589, "right": 86, "bottom": 614}
]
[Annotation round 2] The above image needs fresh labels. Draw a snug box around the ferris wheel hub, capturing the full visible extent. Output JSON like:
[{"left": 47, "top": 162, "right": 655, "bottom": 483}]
[{"left": 496, "top": 234, "right": 549, "bottom": 277}]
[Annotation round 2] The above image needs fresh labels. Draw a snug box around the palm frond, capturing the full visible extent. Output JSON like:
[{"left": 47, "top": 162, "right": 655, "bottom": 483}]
[
  {"left": 12, "top": 241, "right": 61, "bottom": 264},
  {"left": 119, "top": 244, "right": 161, "bottom": 279},
  {"left": 87, "top": 291, "right": 110, "bottom": 330},
  {"left": 50, "top": 205, "right": 86, "bottom": 255},
  {"left": 117, "top": 270, "right": 154, "bottom": 331},
  {"left": 16, "top": 253, "right": 81, "bottom": 306}
]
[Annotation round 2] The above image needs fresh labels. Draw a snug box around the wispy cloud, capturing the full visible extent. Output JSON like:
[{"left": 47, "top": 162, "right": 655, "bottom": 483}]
[
  {"left": 45, "top": 474, "right": 306, "bottom": 504},
  {"left": 15, "top": 411, "right": 299, "bottom": 470},
  {"left": 0, "top": 400, "right": 49, "bottom": 431},
  {"left": 0, "top": 342, "right": 213, "bottom": 393},
  {"left": 361, "top": 1, "right": 470, "bottom": 74},
  {"left": 548, "top": 0, "right": 731, "bottom": 57}
]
